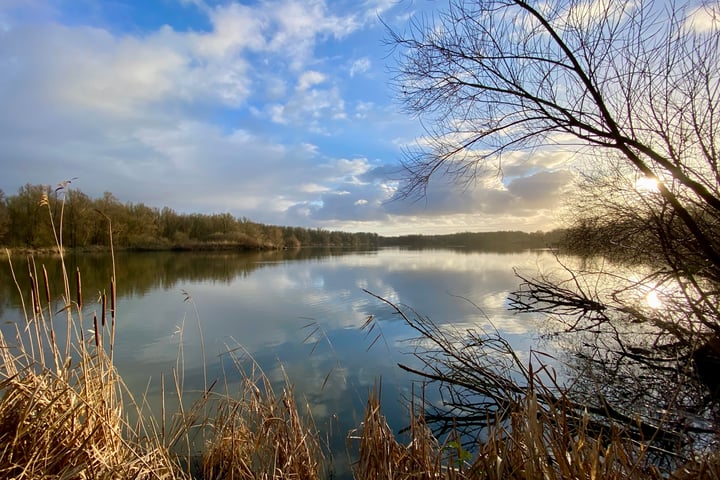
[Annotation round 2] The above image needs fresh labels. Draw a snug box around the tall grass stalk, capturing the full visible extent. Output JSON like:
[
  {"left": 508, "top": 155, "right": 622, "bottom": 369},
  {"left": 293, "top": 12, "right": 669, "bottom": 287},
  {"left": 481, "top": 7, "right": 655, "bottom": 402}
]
[
  {"left": 199, "top": 348, "right": 323, "bottom": 479},
  {"left": 0, "top": 262, "right": 183, "bottom": 478}
]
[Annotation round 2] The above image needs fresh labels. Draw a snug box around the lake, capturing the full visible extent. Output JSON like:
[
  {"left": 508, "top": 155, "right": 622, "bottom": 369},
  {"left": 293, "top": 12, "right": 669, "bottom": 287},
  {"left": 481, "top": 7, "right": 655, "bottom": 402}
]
[{"left": 0, "top": 247, "right": 555, "bottom": 477}]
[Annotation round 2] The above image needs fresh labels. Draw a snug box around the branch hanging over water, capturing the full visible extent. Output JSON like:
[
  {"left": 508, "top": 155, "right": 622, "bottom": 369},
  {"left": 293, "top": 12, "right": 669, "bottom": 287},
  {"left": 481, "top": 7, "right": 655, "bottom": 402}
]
[{"left": 362, "top": 289, "right": 709, "bottom": 460}]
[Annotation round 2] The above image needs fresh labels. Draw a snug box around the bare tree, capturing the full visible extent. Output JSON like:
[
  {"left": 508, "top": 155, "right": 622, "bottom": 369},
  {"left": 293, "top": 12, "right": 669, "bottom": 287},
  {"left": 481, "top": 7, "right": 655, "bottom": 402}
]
[
  {"left": 391, "top": 0, "right": 720, "bottom": 263},
  {"left": 387, "top": 0, "right": 720, "bottom": 465},
  {"left": 391, "top": 0, "right": 720, "bottom": 365}
]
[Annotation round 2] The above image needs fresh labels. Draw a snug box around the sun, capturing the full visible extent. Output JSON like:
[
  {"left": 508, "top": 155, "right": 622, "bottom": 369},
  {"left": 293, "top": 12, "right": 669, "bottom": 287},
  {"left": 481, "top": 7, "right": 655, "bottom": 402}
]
[
  {"left": 635, "top": 176, "right": 660, "bottom": 192},
  {"left": 646, "top": 290, "right": 663, "bottom": 309}
]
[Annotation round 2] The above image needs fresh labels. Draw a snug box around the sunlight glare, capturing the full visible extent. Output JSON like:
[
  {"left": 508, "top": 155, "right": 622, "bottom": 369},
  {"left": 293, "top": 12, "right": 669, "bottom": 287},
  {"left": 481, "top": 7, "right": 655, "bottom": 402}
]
[
  {"left": 635, "top": 176, "right": 659, "bottom": 192},
  {"left": 646, "top": 290, "right": 663, "bottom": 309}
]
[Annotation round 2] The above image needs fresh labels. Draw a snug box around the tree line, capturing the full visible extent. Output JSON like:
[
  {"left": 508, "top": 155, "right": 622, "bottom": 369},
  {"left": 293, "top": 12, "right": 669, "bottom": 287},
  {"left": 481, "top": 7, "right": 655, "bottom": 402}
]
[
  {"left": 380, "top": 230, "right": 565, "bottom": 252},
  {"left": 0, "top": 184, "right": 378, "bottom": 250}
]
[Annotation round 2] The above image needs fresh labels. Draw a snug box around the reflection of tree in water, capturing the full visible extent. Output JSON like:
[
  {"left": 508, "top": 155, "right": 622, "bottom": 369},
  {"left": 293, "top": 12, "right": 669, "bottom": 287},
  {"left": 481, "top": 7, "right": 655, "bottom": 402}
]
[{"left": 0, "top": 248, "right": 376, "bottom": 315}]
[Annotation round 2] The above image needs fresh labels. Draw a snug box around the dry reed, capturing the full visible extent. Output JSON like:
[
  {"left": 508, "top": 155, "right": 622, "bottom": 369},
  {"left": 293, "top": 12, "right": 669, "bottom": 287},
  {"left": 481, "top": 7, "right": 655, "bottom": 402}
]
[
  {"left": 199, "top": 350, "right": 323, "bottom": 480},
  {"left": 347, "top": 385, "right": 703, "bottom": 480},
  {"left": 0, "top": 250, "right": 183, "bottom": 479},
  {"left": 349, "top": 383, "right": 460, "bottom": 480},
  {"left": 468, "top": 392, "right": 663, "bottom": 480}
]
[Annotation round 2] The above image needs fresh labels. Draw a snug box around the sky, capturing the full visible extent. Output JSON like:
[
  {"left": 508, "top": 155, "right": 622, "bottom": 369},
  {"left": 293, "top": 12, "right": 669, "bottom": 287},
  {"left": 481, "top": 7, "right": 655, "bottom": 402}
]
[{"left": 0, "top": 0, "right": 574, "bottom": 235}]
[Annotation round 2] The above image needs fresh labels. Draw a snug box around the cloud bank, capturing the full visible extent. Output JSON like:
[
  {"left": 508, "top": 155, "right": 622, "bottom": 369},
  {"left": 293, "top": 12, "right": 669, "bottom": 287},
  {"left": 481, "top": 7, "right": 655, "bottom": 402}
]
[{"left": 0, "top": 0, "right": 572, "bottom": 234}]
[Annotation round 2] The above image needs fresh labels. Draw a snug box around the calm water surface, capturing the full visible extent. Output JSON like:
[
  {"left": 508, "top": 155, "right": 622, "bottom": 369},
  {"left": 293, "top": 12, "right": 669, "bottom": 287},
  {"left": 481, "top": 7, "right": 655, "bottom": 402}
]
[{"left": 0, "top": 247, "right": 555, "bottom": 476}]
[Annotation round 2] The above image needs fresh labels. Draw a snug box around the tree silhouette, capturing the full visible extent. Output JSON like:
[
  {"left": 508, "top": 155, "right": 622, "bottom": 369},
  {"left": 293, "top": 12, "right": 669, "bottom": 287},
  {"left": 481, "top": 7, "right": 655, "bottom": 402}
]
[{"left": 388, "top": 0, "right": 720, "bottom": 464}]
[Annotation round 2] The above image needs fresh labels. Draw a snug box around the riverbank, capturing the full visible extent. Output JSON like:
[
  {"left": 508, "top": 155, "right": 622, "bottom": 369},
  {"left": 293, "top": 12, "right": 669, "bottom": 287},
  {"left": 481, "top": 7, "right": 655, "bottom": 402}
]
[{"left": 2, "top": 241, "right": 287, "bottom": 257}]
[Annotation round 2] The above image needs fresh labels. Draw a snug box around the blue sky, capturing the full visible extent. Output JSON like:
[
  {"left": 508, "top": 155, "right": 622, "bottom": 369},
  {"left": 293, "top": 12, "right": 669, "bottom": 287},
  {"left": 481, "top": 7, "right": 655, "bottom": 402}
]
[{"left": 0, "top": 0, "right": 573, "bottom": 234}]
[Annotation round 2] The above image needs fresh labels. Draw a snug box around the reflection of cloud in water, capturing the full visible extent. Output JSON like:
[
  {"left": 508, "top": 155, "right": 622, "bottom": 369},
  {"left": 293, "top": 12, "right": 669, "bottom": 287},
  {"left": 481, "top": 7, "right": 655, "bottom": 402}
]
[
  {"left": 481, "top": 291, "right": 509, "bottom": 310},
  {"left": 266, "top": 360, "right": 351, "bottom": 420}
]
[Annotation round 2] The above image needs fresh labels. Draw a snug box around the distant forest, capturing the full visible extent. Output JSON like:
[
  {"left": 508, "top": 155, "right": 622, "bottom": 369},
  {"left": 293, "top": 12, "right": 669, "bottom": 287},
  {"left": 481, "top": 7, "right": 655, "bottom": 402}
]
[
  {"left": 0, "top": 184, "right": 378, "bottom": 250},
  {"left": 0, "top": 184, "right": 562, "bottom": 252},
  {"left": 379, "top": 230, "right": 564, "bottom": 252}
]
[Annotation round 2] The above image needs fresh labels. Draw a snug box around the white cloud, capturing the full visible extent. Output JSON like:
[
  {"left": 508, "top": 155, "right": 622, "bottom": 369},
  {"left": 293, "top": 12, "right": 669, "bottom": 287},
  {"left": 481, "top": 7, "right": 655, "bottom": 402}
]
[
  {"left": 186, "top": 0, "right": 364, "bottom": 72},
  {"left": 506, "top": 170, "right": 574, "bottom": 208},
  {"left": 268, "top": 104, "right": 288, "bottom": 124},
  {"left": 297, "top": 70, "right": 326, "bottom": 91},
  {"left": 0, "top": 0, "right": 574, "bottom": 235},
  {"left": 360, "top": 0, "right": 398, "bottom": 19},
  {"left": 265, "top": 0, "right": 360, "bottom": 70},
  {"left": 0, "top": 22, "right": 258, "bottom": 117},
  {"left": 0, "top": 0, "right": 368, "bottom": 116},
  {"left": 333, "top": 158, "right": 372, "bottom": 177},
  {"left": 192, "top": 3, "right": 266, "bottom": 57},
  {"left": 267, "top": 85, "right": 346, "bottom": 127},
  {"left": 263, "top": 76, "right": 287, "bottom": 100},
  {"left": 281, "top": 157, "right": 573, "bottom": 232},
  {"left": 686, "top": 4, "right": 720, "bottom": 32},
  {"left": 300, "top": 183, "right": 332, "bottom": 193},
  {"left": 349, "top": 57, "right": 371, "bottom": 77},
  {"left": 354, "top": 101, "right": 373, "bottom": 119}
]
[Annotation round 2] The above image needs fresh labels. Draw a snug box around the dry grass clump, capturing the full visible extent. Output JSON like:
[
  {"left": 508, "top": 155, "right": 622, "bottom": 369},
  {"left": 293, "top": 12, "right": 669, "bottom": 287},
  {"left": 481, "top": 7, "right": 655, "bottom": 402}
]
[
  {"left": 0, "top": 255, "right": 183, "bottom": 479},
  {"left": 0, "top": 344, "right": 181, "bottom": 479},
  {"left": 470, "top": 393, "right": 661, "bottom": 480},
  {"left": 199, "top": 354, "right": 323, "bottom": 480},
  {"left": 349, "top": 387, "right": 670, "bottom": 480},
  {"left": 670, "top": 451, "right": 720, "bottom": 480},
  {"left": 349, "top": 384, "right": 460, "bottom": 480}
]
